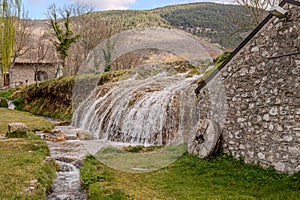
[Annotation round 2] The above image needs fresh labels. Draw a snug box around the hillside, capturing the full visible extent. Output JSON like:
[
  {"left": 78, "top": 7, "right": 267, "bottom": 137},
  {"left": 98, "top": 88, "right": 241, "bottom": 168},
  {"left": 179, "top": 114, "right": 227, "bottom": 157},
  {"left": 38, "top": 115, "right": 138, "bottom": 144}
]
[
  {"left": 16, "top": 2, "right": 250, "bottom": 77},
  {"left": 154, "top": 2, "right": 251, "bottom": 49},
  {"left": 27, "top": 3, "right": 251, "bottom": 55},
  {"left": 87, "top": 2, "right": 251, "bottom": 49}
]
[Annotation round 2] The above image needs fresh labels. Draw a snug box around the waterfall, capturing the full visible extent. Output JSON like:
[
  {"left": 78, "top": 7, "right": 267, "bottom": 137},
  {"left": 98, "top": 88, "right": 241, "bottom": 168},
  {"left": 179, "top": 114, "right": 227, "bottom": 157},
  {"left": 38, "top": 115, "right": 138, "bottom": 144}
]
[
  {"left": 7, "top": 100, "right": 15, "bottom": 110},
  {"left": 72, "top": 66, "right": 201, "bottom": 146}
]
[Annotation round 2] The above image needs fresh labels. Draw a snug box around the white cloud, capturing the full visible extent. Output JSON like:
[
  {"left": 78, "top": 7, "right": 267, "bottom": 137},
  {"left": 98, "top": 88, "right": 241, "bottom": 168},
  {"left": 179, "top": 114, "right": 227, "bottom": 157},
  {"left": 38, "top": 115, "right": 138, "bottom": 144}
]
[
  {"left": 76, "top": 0, "right": 136, "bottom": 10},
  {"left": 27, "top": 0, "right": 46, "bottom": 4}
]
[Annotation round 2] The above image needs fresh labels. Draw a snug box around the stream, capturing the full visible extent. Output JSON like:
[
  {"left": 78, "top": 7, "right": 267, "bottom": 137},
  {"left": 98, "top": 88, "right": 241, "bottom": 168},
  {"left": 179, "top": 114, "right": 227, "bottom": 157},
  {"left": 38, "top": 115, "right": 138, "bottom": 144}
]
[
  {"left": 46, "top": 126, "right": 88, "bottom": 200},
  {"left": 46, "top": 126, "right": 128, "bottom": 200},
  {"left": 45, "top": 66, "right": 203, "bottom": 199}
]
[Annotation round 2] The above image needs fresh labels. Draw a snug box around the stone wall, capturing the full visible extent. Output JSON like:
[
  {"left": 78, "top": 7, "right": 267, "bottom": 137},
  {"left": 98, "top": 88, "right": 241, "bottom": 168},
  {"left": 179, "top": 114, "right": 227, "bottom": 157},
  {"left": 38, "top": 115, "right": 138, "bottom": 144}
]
[
  {"left": 197, "top": 3, "right": 300, "bottom": 173},
  {"left": 10, "top": 63, "right": 56, "bottom": 86}
]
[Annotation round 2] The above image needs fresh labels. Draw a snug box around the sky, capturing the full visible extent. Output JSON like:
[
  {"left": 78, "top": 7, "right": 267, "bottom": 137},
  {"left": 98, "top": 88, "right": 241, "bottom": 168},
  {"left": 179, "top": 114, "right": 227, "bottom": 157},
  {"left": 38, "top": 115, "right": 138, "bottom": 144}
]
[{"left": 23, "top": 0, "right": 234, "bottom": 19}]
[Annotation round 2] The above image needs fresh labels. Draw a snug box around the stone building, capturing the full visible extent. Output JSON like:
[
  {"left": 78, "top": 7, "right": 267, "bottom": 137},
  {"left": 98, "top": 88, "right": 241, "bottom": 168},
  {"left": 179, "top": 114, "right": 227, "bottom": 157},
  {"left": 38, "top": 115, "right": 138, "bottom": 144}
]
[
  {"left": 0, "top": 19, "right": 59, "bottom": 88},
  {"left": 0, "top": 57, "right": 59, "bottom": 88},
  {"left": 7, "top": 59, "right": 58, "bottom": 87},
  {"left": 194, "top": 0, "right": 300, "bottom": 173}
]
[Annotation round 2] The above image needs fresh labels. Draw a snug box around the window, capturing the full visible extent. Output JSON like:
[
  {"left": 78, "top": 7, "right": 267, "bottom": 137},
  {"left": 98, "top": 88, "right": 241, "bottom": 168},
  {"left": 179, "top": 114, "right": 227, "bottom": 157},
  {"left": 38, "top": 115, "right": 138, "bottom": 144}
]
[{"left": 36, "top": 70, "right": 48, "bottom": 81}]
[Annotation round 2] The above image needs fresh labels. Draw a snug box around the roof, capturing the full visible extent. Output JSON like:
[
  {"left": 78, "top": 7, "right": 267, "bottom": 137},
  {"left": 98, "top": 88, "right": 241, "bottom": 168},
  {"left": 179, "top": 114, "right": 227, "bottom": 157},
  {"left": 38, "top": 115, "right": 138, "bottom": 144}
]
[
  {"left": 195, "top": 0, "right": 300, "bottom": 94},
  {"left": 14, "top": 58, "right": 60, "bottom": 65}
]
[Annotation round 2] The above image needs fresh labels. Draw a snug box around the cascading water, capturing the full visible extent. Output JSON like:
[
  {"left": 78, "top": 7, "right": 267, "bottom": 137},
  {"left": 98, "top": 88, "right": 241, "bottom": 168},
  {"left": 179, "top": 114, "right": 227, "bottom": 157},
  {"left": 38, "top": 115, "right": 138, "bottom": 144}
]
[
  {"left": 72, "top": 65, "right": 201, "bottom": 146},
  {"left": 7, "top": 100, "right": 15, "bottom": 110}
]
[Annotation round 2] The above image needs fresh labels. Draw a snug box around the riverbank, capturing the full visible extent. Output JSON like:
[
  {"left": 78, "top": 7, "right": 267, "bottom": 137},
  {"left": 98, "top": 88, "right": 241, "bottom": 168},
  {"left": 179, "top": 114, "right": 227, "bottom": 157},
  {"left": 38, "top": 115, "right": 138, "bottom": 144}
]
[
  {"left": 1, "top": 109, "right": 300, "bottom": 199},
  {"left": 0, "top": 108, "right": 57, "bottom": 199},
  {"left": 81, "top": 152, "right": 300, "bottom": 199}
]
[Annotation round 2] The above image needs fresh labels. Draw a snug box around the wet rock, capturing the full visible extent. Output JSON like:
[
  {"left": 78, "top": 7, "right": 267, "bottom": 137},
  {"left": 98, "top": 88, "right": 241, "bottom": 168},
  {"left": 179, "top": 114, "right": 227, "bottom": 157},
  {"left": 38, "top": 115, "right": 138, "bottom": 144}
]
[
  {"left": 56, "top": 157, "right": 78, "bottom": 164},
  {"left": 76, "top": 130, "right": 95, "bottom": 140},
  {"left": 8, "top": 122, "right": 27, "bottom": 133},
  {"left": 59, "top": 163, "right": 75, "bottom": 172},
  {"left": 44, "top": 129, "right": 66, "bottom": 141},
  {"left": 54, "top": 121, "right": 71, "bottom": 126},
  {"left": 188, "top": 119, "right": 222, "bottom": 158}
]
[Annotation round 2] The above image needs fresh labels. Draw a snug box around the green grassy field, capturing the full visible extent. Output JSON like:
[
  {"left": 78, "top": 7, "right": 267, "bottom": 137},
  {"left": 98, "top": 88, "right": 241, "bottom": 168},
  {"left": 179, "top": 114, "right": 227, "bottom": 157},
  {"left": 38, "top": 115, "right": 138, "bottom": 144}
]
[
  {"left": 0, "top": 108, "right": 56, "bottom": 199},
  {"left": 81, "top": 151, "right": 300, "bottom": 200},
  {"left": 0, "top": 108, "right": 53, "bottom": 134}
]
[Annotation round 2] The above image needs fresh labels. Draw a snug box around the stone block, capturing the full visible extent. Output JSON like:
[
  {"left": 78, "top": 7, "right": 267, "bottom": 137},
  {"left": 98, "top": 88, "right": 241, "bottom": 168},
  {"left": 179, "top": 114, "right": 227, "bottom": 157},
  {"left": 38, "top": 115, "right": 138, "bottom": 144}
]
[
  {"left": 269, "top": 107, "right": 278, "bottom": 116},
  {"left": 8, "top": 122, "right": 27, "bottom": 133},
  {"left": 250, "top": 46, "right": 259, "bottom": 52}
]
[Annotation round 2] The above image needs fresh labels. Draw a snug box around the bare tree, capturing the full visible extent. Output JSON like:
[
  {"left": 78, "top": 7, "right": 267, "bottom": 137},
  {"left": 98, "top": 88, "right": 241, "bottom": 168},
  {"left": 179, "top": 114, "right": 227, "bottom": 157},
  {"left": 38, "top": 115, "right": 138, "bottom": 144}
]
[
  {"left": 10, "top": 18, "right": 33, "bottom": 70},
  {"left": 28, "top": 35, "right": 51, "bottom": 87},
  {"left": 235, "top": 0, "right": 280, "bottom": 26},
  {"left": 67, "top": 2, "right": 107, "bottom": 75}
]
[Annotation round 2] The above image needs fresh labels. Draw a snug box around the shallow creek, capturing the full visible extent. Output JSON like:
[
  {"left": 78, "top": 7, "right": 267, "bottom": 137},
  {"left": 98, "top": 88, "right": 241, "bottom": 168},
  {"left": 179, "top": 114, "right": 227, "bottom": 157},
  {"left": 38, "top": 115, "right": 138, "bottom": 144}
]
[{"left": 46, "top": 126, "right": 127, "bottom": 200}]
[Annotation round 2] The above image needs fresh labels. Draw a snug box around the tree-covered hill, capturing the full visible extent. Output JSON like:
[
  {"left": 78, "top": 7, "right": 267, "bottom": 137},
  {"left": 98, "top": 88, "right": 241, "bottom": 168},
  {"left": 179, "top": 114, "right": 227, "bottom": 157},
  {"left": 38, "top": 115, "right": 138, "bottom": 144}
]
[
  {"left": 89, "top": 2, "right": 251, "bottom": 49},
  {"left": 154, "top": 2, "right": 251, "bottom": 49}
]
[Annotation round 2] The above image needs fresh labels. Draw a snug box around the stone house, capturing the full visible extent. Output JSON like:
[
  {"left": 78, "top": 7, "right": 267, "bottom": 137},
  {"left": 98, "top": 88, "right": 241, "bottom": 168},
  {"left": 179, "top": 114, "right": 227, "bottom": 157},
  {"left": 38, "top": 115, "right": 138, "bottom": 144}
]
[
  {"left": 194, "top": 0, "right": 300, "bottom": 173},
  {"left": 5, "top": 59, "right": 58, "bottom": 87},
  {"left": 0, "top": 55, "right": 60, "bottom": 88},
  {"left": 0, "top": 19, "right": 60, "bottom": 88}
]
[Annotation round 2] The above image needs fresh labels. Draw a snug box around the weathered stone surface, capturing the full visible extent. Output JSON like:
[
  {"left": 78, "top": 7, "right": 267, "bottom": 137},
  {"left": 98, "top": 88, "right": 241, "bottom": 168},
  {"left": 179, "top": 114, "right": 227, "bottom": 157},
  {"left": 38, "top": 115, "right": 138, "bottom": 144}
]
[
  {"left": 44, "top": 129, "right": 66, "bottom": 141},
  {"left": 275, "top": 162, "right": 286, "bottom": 172},
  {"left": 196, "top": 2, "right": 300, "bottom": 173},
  {"left": 8, "top": 122, "right": 27, "bottom": 133},
  {"left": 188, "top": 119, "right": 221, "bottom": 158},
  {"left": 76, "top": 130, "right": 95, "bottom": 140}
]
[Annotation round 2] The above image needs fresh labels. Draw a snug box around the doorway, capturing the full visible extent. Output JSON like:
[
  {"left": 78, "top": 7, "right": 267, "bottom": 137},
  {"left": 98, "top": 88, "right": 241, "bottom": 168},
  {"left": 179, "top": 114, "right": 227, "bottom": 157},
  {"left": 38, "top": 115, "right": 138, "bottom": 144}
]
[{"left": 4, "top": 73, "right": 9, "bottom": 86}]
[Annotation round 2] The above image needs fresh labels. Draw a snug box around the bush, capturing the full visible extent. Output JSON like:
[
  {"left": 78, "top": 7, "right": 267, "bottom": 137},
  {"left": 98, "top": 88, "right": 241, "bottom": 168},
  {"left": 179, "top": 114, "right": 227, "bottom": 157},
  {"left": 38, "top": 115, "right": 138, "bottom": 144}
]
[
  {"left": 214, "top": 52, "right": 231, "bottom": 67},
  {"left": 13, "top": 98, "right": 25, "bottom": 111},
  {"left": 0, "top": 90, "right": 13, "bottom": 99},
  {"left": 0, "top": 99, "right": 8, "bottom": 108}
]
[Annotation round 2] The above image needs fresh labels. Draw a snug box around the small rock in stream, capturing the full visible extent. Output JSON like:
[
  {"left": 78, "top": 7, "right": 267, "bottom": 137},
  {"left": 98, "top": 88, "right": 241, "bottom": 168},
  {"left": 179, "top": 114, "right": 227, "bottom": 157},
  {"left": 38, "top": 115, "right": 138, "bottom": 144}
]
[
  {"left": 44, "top": 129, "right": 66, "bottom": 141},
  {"left": 76, "top": 130, "right": 95, "bottom": 140}
]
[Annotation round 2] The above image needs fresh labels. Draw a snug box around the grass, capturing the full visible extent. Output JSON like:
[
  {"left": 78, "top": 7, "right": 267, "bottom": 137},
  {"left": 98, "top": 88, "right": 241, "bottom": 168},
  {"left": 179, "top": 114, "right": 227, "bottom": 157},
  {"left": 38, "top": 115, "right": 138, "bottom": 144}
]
[
  {"left": 0, "top": 89, "right": 14, "bottom": 99},
  {"left": 0, "top": 108, "right": 54, "bottom": 134},
  {"left": 123, "top": 145, "right": 164, "bottom": 153},
  {"left": 0, "top": 108, "right": 57, "bottom": 199},
  {"left": 81, "top": 152, "right": 300, "bottom": 200},
  {"left": 0, "top": 133, "right": 57, "bottom": 199},
  {"left": 95, "top": 145, "right": 186, "bottom": 173},
  {"left": 197, "top": 52, "right": 231, "bottom": 86},
  {"left": 11, "top": 76, "right": 75, "bottom": 121}
]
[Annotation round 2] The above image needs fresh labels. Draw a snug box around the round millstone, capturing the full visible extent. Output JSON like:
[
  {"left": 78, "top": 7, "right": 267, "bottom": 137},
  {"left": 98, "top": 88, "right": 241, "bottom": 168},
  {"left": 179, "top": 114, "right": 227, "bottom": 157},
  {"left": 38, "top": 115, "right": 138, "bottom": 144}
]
[{"left": 188, "top": 119, "right": 221, "bottom": 158}]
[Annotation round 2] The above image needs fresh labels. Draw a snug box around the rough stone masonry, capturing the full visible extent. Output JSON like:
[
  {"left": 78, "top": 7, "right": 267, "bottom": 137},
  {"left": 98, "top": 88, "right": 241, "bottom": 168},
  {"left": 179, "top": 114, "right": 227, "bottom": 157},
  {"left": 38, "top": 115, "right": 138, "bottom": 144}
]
[{"left": 196, "top": 1, "right": 300, "bottom": 173}]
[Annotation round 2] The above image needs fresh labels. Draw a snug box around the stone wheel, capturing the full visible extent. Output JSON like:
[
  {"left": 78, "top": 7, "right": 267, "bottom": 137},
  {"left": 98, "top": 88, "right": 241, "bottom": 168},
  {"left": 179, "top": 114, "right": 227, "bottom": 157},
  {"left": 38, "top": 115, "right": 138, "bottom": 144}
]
[{"left": 188, "top": 119, "right": 221, "bottom": 158}]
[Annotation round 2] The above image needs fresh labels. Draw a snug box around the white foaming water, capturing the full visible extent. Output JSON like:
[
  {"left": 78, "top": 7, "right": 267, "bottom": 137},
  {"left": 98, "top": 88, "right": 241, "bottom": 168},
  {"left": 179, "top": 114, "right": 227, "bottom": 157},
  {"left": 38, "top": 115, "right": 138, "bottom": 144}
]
[
  {"left": 72, "top": 69, "right": 200, "bottom": 146},
  {"left": 7, "top": 100, "right": 15, "bottom": 110}
]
